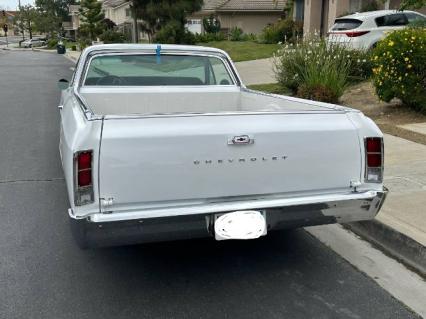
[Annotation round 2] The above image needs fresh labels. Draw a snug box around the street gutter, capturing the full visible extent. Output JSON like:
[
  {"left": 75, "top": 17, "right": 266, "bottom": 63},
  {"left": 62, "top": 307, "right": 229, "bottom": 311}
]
[{"left": 344, "top": 221, "right": 426, "bottom": 278}]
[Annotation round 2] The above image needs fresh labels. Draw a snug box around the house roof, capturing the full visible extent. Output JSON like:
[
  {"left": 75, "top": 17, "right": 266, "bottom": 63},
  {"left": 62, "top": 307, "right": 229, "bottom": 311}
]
[
  {"left": 202, "top": 0, "right": 228, "bottom": 11},
  {"left": 102, "top": 0, "right": 129, "bottom": 9},
  {"left": 202, "top": 0, "right": 286, "bottom": 12},
  {"left": 5, "top": 11, "right": 17, "bottom": 16}
]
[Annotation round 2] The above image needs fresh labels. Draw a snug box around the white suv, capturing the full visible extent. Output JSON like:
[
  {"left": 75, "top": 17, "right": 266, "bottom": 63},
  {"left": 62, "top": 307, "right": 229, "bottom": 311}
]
[{"left": 327, "top": 10, "right": 426, "bottom": 50}]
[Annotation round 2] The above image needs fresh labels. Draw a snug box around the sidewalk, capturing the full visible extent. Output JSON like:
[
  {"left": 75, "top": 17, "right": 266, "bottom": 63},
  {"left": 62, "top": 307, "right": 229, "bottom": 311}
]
[
  {"left": 379, "top": 134, "right": 426, "bottom": 246},
  {"left": 64, "top": 50, "right": 80, "bottom": 63},
  {"left": 234, "top": 58, "right": 275, "bottom": 85}
]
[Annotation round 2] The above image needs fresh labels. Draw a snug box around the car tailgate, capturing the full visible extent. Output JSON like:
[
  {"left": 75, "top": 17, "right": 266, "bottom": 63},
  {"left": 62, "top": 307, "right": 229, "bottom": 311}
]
[{"left": 98, "top": 112, "right": 361, "bottom": 213}]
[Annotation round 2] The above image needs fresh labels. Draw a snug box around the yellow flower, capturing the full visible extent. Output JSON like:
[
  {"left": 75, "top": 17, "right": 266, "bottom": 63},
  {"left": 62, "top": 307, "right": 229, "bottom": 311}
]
[
  {"left": 404, "top": 57, "right": 409, "bottom": 62},
  {"left": 374, "top": 55, "right": 378, "bottom": 60},
  {"left": 412, "top": 36, "right": 416, "bottom": 40},
  {"left": 407, "top": 64, "right": 412, "bottom": 69},
  {"left": 398, "top": 76, "right": 402, "bottom": 81},
  {"left": 388, "top": 40, "right": 394, "bottom": 46}
]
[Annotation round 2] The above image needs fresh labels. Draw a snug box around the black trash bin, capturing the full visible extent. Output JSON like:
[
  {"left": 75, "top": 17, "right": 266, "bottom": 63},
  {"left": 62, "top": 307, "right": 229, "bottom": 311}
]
[{"left": 57, "top": 44, "right": 66, "bottom": 54}]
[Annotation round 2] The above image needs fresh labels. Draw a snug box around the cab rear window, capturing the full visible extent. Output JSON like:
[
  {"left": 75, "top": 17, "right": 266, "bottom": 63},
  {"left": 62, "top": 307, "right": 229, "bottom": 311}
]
[
  {"left": 84, "top": 54, "right": 234, "bottom": 86},
  {"left": 331, "top": 19, "right": 362, "bottom": 31}
]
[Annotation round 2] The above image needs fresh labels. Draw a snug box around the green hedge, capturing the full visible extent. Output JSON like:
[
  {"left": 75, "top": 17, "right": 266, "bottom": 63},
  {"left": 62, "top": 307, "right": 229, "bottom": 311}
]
[{"left": 372, "top": 27, "right": 426, "bottom": 112}]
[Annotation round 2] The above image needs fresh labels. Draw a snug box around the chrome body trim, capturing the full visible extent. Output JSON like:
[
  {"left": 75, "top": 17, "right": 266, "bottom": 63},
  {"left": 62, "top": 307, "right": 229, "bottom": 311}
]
[
  {"left": 69, "top": 188, "right": 388, "bottom": 248},
  {"left": 69, "top": 188, "right": 387, "bottom": 222},
  {"left": 73, "top": 150, "right": 94, "bottom": 206},
  {"left": 80, "top": 51, "right": 239, "bottom": 88},
  {"left": 364, "top": 136, "right": 384, "bottom": 183}
]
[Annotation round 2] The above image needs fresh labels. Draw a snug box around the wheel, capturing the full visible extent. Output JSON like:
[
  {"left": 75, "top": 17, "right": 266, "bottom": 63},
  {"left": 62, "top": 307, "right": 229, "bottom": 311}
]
[{"left": 69, "top": 217, "right": 90, "bottom": 249}]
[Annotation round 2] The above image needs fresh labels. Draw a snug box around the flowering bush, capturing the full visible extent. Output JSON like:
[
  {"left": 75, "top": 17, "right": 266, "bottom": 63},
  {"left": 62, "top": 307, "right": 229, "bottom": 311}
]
[
  {"left": 273, "top": 35, "right": 363, "bottom": 103},
  {"left": 372, "top": 28, "right": 426, "bottom": 112}
]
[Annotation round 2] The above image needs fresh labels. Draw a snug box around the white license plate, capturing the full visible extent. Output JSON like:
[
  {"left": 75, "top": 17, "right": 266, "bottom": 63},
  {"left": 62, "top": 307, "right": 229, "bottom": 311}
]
[{"left": 214, "top": 210, "right": 267, "bottom": 241}]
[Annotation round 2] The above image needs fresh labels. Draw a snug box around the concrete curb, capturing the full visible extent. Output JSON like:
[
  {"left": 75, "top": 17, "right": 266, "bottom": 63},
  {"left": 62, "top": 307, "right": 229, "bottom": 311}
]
[
  {"left": 63, "top": 52, "right": 79, "bottom": 63},
  {"left": 344, "top": 220, "right": 426, "bottom": 277}
]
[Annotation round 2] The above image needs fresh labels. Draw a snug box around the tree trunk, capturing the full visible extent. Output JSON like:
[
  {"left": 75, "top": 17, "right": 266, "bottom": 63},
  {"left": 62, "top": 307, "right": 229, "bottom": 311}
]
[{"left": 28, "top": 21, "right": 32, "bottom": 39}]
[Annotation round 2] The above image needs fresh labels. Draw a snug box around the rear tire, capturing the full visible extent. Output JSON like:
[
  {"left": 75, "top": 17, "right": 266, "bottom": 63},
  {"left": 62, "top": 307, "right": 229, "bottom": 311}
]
[{"left": 69, "top": 218, "right": 90, "bottom": 250}]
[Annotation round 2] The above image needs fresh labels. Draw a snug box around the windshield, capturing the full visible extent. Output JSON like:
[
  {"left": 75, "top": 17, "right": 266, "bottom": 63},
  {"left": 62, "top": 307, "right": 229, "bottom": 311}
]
[{"left": 84, "top": 54, "right": 235, "bottom": 86}]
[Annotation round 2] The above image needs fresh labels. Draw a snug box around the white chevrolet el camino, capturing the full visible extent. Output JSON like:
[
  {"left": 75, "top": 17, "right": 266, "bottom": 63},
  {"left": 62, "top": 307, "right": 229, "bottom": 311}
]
[{"left": 58, "top": 44, "right": 387, "bottom": 248}]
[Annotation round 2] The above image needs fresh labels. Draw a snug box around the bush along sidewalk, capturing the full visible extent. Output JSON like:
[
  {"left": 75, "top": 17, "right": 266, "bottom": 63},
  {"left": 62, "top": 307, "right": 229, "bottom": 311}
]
[
  {"left": 273, "top": 34, "right": 372, "bottom": 104},
  {"left": 372, "top": 27, "right": 426, "bottom": 113}
]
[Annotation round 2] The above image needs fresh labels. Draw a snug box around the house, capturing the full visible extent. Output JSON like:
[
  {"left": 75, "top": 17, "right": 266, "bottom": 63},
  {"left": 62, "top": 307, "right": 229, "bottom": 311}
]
[
  {"left": 189, "top": 0, "right": 287, "bottom": 34},
  {"left": 102, "top": 0, "right": 147, "bottom": 41},
  {"left": 301, "top": 0, "right": 426, "bottom": 35},
  {"left": 62, "top": 5, "right": 80, "bottom": 40}
]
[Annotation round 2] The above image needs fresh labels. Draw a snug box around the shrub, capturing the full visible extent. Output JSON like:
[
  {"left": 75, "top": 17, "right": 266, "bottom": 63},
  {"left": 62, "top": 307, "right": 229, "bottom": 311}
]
[
  {"left": 203, "top": 15, "right": 221, "bottom": 34},
  {"left": 297, "top": 59, "right": 349, "bottom": 103},
  {"left": 273, "top": 35, "right": 352, "bottom": 103},
  {"left": 372, "top": 27, "right": 426, "bottom": 112},
  {"left": 99, "top": 29, "right": 127, "bottom": 43},
  {"left": 155, "top": 20, "right": 196, "bottom": 44},
  {"left": 260, "top": 18, "right": 302, "bottom": 44},
  {"left": 47, "top": 38, "right": 58, "bottom": 49},
  {"left": 194, "top": 32, "right": 226, "bottom": 43},
  {"left": 229, "top": 27, "right": 244, "bottom": 41},
  {"left": 343, "top": 48, "right": 373, "bottom": 79}
]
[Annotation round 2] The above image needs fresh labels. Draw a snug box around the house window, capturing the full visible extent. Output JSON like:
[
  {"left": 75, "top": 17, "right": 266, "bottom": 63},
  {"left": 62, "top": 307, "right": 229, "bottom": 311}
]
[
  {"left": 295, "top": 0, "right": 304, "bottom": 22},
  {"left": 125, "top": 8, "right": 131, "bottom": 17}
]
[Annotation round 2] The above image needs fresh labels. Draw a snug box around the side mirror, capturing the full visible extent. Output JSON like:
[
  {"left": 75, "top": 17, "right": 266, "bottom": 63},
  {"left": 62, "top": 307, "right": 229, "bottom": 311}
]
[{"left": 58, "top": 78, "right": 69, "bottom": 90}]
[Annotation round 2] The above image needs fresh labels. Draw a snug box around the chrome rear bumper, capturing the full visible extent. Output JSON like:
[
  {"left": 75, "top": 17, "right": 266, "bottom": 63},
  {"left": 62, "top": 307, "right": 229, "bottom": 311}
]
[{"left": 69, "top": 188, "right": 388, "bottom": 248}]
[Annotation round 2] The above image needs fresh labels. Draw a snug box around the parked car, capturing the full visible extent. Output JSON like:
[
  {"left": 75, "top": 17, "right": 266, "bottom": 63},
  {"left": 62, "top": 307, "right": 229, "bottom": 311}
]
[
  {"left": 22, "top": 38, "right": 46, "bottom": 48},
  {"left": 328, "top": 9, "right": 426, "bottom": 50},
  {"left": 58, "top": 44, "right": 387, "bottom": 248}
]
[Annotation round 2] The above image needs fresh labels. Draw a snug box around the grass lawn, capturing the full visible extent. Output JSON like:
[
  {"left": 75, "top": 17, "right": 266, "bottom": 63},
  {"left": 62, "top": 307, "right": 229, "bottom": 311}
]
[{"left": 199, "top": 41, "right": 280, "bottom": 62}]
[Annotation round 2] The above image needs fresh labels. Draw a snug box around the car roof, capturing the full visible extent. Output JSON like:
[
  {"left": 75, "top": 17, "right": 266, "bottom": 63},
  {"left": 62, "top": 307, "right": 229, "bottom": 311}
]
[
  {"left": 337, "top": 9, "right": 418, "bottom": 20},
  {"left": 84, "top": 44, "right": 230, "bottom": 57}
]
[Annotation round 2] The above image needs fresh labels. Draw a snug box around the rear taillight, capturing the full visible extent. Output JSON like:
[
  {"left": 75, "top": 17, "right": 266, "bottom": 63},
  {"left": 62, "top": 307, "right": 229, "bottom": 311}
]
[
  {"left": 328, "top": 31, "right": 370, "bottom": 37},
  {"left": 344, "top": 31, "right": 370, "bottom": 37},
  {"left": 365, "top": 137, "right": 383, "bottom": 183},
  {"left": 74, "top": 150, "right": 94, "bottom": 205}
]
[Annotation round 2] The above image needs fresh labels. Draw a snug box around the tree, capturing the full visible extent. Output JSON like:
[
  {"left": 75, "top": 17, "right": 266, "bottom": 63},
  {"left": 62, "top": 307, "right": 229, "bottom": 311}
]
[
  {"left": 14, "top": 5, "right": 37, "bottom": 39},
  {"left": 103, "top": 18, "right": 116, "bottom": 30},
  {"left": 79, "top": 0, "right": 105, "bottom": 41},
  {"left": 399, "top": 0, "right": 426, "bottom": 9},
  {"left": 131, "top": 0, "right": 203, "bottom": 43}
]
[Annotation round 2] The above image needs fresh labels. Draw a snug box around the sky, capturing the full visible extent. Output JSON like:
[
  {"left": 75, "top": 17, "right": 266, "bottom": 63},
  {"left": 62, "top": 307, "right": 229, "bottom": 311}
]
[{"left": 0, "top": 0, "right": 34, "bottom": 10}]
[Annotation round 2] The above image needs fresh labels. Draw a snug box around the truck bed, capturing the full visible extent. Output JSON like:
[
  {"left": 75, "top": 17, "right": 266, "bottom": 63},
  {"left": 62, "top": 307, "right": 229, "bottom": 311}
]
[{"left": 79, "top": 86, "right": 346, "bottom": 116}]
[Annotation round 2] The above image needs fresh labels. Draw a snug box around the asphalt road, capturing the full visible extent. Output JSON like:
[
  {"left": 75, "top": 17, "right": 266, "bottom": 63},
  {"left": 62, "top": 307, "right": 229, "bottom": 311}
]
[{"left": 0, "top": 50, "right": 419, "bottom": 319}]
